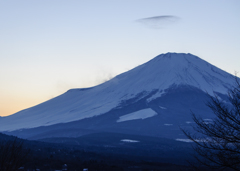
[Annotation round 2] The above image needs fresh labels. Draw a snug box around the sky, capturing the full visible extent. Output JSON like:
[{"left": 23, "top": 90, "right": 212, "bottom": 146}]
[{"left": 0, "top": 0, "right": 240, "bottom": 117}]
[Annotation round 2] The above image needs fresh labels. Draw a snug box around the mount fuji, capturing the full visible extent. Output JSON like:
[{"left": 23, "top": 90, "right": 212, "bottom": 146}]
[{"left": 0, "top": 53, "right": 236, "bottom": 140}]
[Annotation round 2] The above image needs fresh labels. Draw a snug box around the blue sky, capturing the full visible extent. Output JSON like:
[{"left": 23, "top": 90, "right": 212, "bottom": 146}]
[{"left": 0, "top": 0, "right": 240, "bottom": 116}]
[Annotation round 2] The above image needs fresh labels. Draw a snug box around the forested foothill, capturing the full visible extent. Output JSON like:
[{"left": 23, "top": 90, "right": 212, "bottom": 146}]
[{"left": 0, "top": 132, "right": 205, "bottom": 171}]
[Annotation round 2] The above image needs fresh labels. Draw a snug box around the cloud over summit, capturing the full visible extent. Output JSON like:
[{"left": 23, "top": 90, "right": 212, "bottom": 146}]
[{"left": 136, "top": 15, "right": 180, "bottom": 29}]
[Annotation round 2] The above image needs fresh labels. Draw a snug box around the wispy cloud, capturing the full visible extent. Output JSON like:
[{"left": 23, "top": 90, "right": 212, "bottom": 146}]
[
  {"left": 136, "top": 15, "right": 180, "bottom": 29},
  {"left": 92, "top": 72, "right": 115, "bottom": 85}
]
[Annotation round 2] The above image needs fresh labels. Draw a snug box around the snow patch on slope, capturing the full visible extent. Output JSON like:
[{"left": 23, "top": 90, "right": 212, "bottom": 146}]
[
  {"left": 121, "top": 139, "right": 139, "bottom": 143},
  {"left": 159, "top": 106, "right": 167, "bottom": 109},
  {"left": 164, "top": 124, "right": 173, "bottom": 126},
  {"left": 117, "top": 108, "right": 157, "bottom": 122},
  {"left": 176, "top": 139, "right": 194, "bottom": 143}
]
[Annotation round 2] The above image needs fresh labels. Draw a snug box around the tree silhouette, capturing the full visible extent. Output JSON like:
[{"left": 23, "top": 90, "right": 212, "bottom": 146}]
[
  {"left": 0, "top": 138, "right": 30, "bottom": 171},
  {"left": 183, "top": 79, "right": 240, "bottom": 170}
]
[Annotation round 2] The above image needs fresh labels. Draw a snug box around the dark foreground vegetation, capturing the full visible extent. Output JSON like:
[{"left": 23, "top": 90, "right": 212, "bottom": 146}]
[
  {"left": 0, "top": 132, "right": 200, "bottom": 171},
  {"left": 183, "top": 78, "right": 240, "bottom": 170}
]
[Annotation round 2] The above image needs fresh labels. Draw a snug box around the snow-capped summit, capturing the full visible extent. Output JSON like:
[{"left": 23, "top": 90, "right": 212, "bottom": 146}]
[
  {"left": 94, "top": 53, "right": 234, "bottom": 102},
  {"left": 0, "top": 53, "right": 236, "bottom": 137}
]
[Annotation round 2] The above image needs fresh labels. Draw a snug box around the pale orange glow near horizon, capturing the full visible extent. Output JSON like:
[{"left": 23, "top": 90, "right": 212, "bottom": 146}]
[
  {"left": 0, "top": 95, "right": 48, "bottom": 117},
  {"left": 0, "top": 91, "right": 62, "bottom": 116}
]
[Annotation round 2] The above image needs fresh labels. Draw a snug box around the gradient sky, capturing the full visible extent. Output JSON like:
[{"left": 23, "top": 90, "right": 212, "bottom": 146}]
[{"left": 1, "top": 0, "right": 240, "bottom": 117}]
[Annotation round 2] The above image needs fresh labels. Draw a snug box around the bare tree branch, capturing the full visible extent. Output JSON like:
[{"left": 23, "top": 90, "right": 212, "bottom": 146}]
[{"left": 182, "top": 78, "right": 240, "bottom": 170}]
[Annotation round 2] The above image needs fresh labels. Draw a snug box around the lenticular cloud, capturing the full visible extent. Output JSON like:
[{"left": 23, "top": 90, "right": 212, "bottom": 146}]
[{"left": 136, "top": 15, "right": 180, "bottom": 29}]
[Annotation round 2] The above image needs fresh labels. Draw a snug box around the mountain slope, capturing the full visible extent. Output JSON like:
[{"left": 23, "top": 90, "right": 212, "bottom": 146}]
[{"left": 0, "top": 53, "right": 236, "bottom": 135}]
